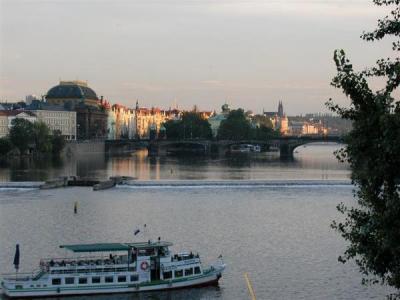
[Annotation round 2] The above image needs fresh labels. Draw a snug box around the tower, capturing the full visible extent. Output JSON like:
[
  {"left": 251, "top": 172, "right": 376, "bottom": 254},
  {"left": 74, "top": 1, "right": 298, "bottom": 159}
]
[{"left": 278, "top": 101, "right": 284, "bottom": 118}]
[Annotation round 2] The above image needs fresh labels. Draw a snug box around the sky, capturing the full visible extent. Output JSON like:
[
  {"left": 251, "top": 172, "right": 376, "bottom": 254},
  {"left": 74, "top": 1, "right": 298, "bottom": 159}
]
[{"left": 0, "top": 0, "right": 396, "bottom": 115}]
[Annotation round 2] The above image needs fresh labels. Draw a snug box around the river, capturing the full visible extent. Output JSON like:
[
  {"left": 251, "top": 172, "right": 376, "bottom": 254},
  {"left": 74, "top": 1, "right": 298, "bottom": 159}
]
[{"left": 0, "top": 143, "right": 393, "bottom": 299}]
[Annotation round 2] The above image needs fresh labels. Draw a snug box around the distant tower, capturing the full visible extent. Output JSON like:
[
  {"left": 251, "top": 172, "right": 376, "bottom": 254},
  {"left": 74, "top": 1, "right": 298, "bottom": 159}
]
[
  {"left": 278, "top": 101, "right": 284, "bottom": 118},
  {"left": 135, "top": 100, "right": 139, "bottom": 139}
]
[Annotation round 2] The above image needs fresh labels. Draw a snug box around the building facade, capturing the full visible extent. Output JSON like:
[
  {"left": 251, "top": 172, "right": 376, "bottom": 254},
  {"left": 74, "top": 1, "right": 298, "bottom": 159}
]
[
  {"left": 31, "top": 110, "right": 76, "bottom": 140},
  {"left": 46, "top": 80, "right": 107, "bottom": 140},
  {"left": 0, "top": 111, "right": 37, "bottom": 138}
]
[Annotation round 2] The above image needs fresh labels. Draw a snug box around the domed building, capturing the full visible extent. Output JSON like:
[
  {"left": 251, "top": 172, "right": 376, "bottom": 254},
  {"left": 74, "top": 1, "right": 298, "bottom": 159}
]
[
  {"left": 46, "top": 80, "right": 99, "bottom": 108},
  {"left": 46, "top": 80, "right": 107, "bottom": 139}
]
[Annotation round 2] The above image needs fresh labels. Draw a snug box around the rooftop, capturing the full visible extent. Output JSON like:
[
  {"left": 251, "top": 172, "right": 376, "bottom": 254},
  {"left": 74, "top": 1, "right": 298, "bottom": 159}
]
[
  {"left": 60, "top": 241, "right": 173, "bottom": 253},
  {"left": 46, "top": 81, "right": 98, "bottom": 100}
]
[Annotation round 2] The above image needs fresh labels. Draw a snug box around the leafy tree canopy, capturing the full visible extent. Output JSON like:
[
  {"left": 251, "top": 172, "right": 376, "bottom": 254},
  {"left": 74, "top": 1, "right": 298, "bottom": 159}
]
[
  {"left": 0, "top": 137, "right": 13, "bottom": 156},
  {"left": 9, "top": 118, "right": 34, "bottom": 154},
  {"left": 164, "top": 112, "right": 212, "bottom": 140},
  {"left": 217, "top": 109, "right": 252, "bottom": 140},
  {"left": 51, "top": 130, "right": 66, "bottom": 156},
  {"left": 327, "top": 0, "right": 400, "bottom": 293}
]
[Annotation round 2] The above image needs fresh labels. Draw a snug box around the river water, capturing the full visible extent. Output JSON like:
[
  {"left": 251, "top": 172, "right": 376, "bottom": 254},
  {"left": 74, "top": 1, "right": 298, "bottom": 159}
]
[{"left": 0, "top": 143, "right": 393, "bottom": 299}]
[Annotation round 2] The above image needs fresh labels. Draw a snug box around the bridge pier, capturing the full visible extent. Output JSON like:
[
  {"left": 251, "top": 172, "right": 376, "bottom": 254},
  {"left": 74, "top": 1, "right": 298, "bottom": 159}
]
[{"left": 279, "top": 143, "right": 294, "bottom": 159}]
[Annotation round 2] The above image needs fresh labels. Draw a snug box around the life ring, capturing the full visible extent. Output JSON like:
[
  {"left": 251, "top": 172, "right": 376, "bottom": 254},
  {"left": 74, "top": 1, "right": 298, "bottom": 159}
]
[{"left": 140, "top": 261, "right": 149, "bottom": 271}]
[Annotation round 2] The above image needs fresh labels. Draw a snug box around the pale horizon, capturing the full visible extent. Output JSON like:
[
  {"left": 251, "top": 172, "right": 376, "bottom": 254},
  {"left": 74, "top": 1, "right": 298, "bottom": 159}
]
[{"left": 0, "top": 0, "right": 396, "bottom": 115}]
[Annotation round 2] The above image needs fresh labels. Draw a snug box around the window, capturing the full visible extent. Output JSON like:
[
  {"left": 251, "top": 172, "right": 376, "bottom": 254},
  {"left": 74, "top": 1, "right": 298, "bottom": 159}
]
[
  {"left": 52, "top": 278, "right": 61, "bottom": 285},
  {"left": 163, "top": 271, "right": 172, "bottom": 280},
  {"left": 174, "top": 270, "right": 183, "bottom": 278},
  {"left": 105, "top": 276, "right": 114, "bottom": 283},
  {"left": 130, "top": 274, "right": 139, "bottom": 282},
  {"left": 65, "top": 277, "right": 75, "bottom": 284},
  {"left": 185, "top": 268, "right": 193, "bottom": 276},
  {"left": 118, "top": 276, "right": 126, "bottom": 283},
  {"left": 92, "top": 277, "right": 101, "bottom": 284},
  {"left": 78, "top": 277, "right": 87, "bottom": 284},
  {"left": 194, "top": 267, "right": 201, "bottom": 274}
]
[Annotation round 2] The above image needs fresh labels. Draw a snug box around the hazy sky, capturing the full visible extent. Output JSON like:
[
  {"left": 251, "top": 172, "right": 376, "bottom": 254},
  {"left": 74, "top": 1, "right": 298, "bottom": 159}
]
[{"left": 0, "top": 0, "right": 396, "bottom": 114}]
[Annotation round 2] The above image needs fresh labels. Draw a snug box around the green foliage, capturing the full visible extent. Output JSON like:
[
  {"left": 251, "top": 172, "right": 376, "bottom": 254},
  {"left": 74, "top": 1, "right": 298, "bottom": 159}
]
[
  {"left": 327, "top": 0, "right": 400, "bottom": 293},
  {"left": 217, "top": 109, "right": 252, "bottom": 140},
  {"left": 251, "top": 114, "right": 274, "bottom": 129},
  {"left": 0, "top": 137, "right": 13, "bottom": 156},
  {"left": 164, "top": 112, "right": 212, "bottom": 140},
  {"left": 51, "top": 130, "right": 66, "bottom": 156},
  {"left": 33, "top": 121, "right": 52, "bottom": 153},
  {"left": 7, "top": 118, "right": 65, "bottom": 156},
  {"left": 252, "top": 125, "right": 279, "bottom": 140},
  {"left": 9, "top": 118, "right": 34, "bottom": 154}
]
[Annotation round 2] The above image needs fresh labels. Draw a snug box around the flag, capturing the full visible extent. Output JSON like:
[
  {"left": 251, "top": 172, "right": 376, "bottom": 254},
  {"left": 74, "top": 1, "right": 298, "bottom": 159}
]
[{"left": 13, "top": 244, "right": 20, "bottom": 270}]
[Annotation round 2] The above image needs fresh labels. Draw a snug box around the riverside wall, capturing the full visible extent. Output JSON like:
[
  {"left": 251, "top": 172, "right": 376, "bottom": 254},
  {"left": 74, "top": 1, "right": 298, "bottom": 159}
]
[{"left": 62, "top": 141, "right": 106, "bottom": 157}]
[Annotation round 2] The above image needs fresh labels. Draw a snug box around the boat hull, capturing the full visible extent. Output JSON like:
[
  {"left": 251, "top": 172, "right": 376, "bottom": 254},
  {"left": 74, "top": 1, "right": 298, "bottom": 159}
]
[{"left": 2, "top": 270, "right": 222, "bottom": 298}]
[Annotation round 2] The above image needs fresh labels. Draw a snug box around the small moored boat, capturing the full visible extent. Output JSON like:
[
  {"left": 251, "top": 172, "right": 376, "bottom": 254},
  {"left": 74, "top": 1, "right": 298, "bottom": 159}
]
[{"left": 1, "top": 241, "right": 225, "bottom": 298}]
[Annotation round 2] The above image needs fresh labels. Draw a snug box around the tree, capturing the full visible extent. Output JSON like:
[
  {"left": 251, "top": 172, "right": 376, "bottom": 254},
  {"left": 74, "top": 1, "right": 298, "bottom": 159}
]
[
  {"left": 163, "top": 120, "right": 182, "bottom": 140},
  {"left": 32, "top": 121, "right": 52, "bottom": 153},
  {"left": 164, "top": 112, "right": 212, "bottom": 140},
  {"left": 8, "top": 118, "right": 34, "bottom": 154},
  {"left": 51, "top": 130, "right": 66, "bottom": 156},
  {"left": 0, "top": 137, "right": 13, "bottom": 156},
  {"left": 217, "top": 109, "right": 252, "bottom": 140},
  {"left": 327, "top": 0, "right": 400, "bottom": 293}
]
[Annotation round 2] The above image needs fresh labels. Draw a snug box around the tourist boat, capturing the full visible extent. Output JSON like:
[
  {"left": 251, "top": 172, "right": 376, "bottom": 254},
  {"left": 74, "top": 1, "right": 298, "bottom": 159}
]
[{"left": 1, "top": 241, "right": 225, "bottom": 298}]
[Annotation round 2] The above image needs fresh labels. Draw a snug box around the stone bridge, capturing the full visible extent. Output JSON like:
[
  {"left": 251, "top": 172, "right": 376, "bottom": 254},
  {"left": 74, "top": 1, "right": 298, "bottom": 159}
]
[{"left": 106, "top": 135, "right": 343, "bottom": 158}]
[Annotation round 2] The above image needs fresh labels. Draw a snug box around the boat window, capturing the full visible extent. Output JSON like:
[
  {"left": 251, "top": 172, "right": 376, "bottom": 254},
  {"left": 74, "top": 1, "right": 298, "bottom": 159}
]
[
  {"left": 130, "top": 274, "right": 139, "bottom": 282},
  {"left": 174, "top": 270, "right": 183, "bottom": 278},
  {"left": 104, "top": 268, "right": 114, "bottom": 273},
  {"left": 92, "top": 277, "right": 101, "bottom": 284},
  {"left": 163, "top": 271, "right": 172, "bottom": 280},
  {"left": 194, "top": 267, "right": 201, "bottom": 274},
  {"left": 105, "top": 276, "right": 114, "bottom": 283},
  {"left": 118, "top": 275, "right": 126, "bottom": 282},
  {"left": 78, "top": 277, "right": 87, "bottom": 284},
  {"left": 65, "top": 277, "right": 75, "bottom": 284},
  {"left": 185, "top": 268, "right": 193, "bottom": 276},
  {"left": 52, "top": 278, "right": 61, "bottom": 285},
  {"left": 128, "top": 267, "right": 136, "bottom": 272}
]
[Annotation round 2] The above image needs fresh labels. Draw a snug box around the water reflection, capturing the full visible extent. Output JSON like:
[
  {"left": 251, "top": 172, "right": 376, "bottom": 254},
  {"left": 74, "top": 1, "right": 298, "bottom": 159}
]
[
  {"left": 26, "top": 286, "right": 221, "bottom": 300},
  {"left": 0, "top": 143, "right": 349, "bottom": 182}
]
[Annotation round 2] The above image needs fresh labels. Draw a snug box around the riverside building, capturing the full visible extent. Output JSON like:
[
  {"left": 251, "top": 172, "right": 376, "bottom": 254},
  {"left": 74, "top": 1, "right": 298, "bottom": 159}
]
[
  {"left": 45, "top": 80, "right": 107, "bottom": 140},
  {"left": 0, "top": 111, "right": 37, "bottom": 138}
]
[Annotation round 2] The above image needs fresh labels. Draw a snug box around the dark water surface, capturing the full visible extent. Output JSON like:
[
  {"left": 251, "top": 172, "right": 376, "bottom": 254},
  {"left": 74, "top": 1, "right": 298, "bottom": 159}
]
[
  {"left": 0, "top": 144, "right": 393, "bottom": 299},
  {"left": 0, "top": 143, "right": 348, "bottom": 182}
]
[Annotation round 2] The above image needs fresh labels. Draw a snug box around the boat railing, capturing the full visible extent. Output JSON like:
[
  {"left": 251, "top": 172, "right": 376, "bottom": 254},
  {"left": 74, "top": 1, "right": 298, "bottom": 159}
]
[
  {"left": 163, "top": 257, "right": 201, "bottom": 267},
  {"left": 37, "top": 255, "right": 138, "bottom": 274},
  {"left": 41, "top": 255, "right": 132, "bottom": 268},
  {"left": 2, "top": 269, "right": 43, "bottom": 282}
]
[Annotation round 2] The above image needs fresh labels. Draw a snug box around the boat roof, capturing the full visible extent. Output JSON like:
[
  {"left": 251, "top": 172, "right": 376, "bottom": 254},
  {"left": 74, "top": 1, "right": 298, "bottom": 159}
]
[{"left": 60, "top": 241, "right": 173, "bottom": 253}]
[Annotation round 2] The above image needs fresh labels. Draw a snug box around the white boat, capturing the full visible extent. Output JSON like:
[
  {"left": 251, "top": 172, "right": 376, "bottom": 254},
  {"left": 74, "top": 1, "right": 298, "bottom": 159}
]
[
  {"left": 1, "top": 241, "right": 225, "bottom": 298},
  {"left": 230, "top": 144, "right": 260, "bottom": 153}
]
